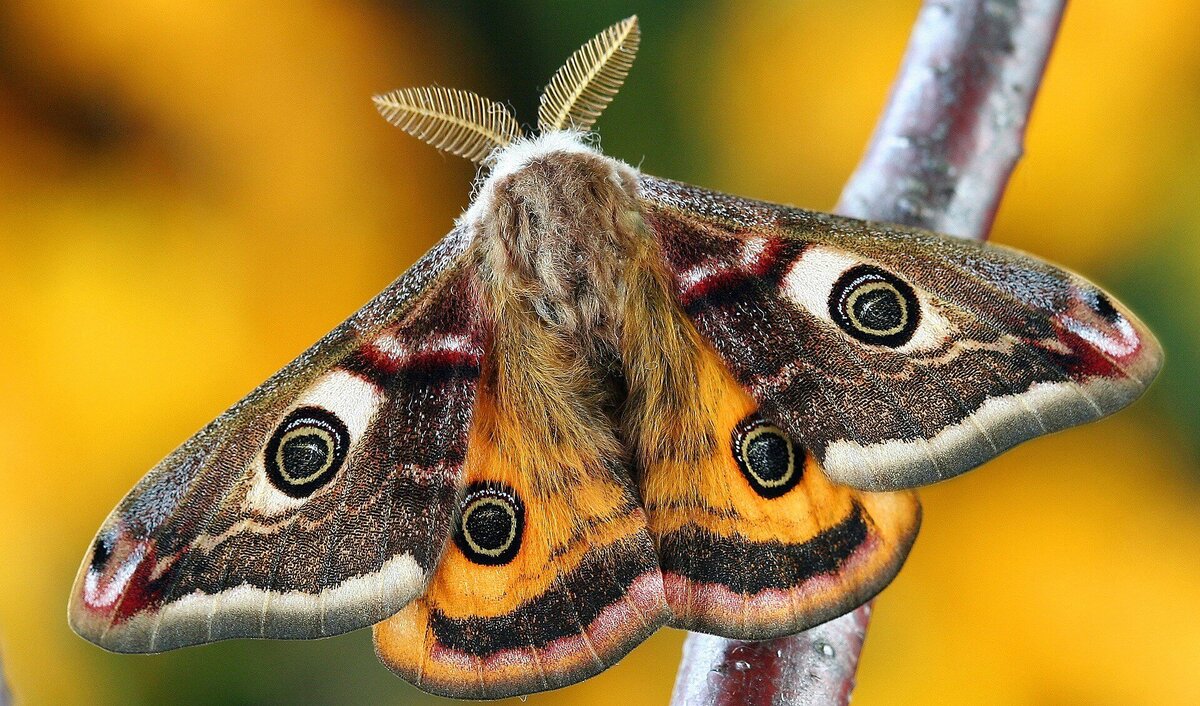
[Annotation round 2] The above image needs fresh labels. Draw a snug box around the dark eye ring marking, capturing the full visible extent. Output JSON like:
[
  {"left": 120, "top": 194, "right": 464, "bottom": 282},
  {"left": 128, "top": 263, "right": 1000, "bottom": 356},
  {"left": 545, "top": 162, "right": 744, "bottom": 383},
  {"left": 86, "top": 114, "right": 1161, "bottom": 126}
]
[
  {"left": 732, "top": 413, "right": 804, "bottom": 499},
  {"left": 454, "top": 482, "right": 525, "bottom": 565},
  {"left": 1088, "top": 289, "right": 1122, "bottom": 324},
  {"left": 89, "top": 536, "right": 113, "bottom": 573},
  {"left": 829, "top": 264, "right": 921, "bottom": 347},
  {"left": 264, "top": 406, "right": 350, "bottom": 498}
]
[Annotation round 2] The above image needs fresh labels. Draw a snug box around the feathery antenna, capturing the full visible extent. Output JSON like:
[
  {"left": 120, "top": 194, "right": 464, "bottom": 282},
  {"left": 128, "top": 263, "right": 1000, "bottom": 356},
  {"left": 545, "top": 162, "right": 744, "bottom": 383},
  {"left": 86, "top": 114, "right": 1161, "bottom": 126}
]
[
  {"left": 375, "top": 18, "right": 639, "bottom": 162},
  {"left": 538, "top": 16, "right": 640, "bottom": 133},
  {"left": 373, "top": 87, "right": 523, "bottom": 164}
]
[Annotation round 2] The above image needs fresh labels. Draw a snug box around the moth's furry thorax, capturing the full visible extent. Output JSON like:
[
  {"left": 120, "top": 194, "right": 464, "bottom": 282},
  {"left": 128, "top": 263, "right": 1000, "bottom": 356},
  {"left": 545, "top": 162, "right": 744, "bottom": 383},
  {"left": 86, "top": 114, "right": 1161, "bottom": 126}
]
[
  {"left": 469, "top": 132, "right": 644, "bottom": 343},
  {"left": 465, "top": 131, "right": 715, "bottom": 482}
]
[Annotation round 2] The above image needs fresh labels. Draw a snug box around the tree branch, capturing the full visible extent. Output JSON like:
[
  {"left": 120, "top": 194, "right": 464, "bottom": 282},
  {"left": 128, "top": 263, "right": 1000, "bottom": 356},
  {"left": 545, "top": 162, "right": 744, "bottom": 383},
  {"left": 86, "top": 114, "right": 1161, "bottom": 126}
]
[
  {"left": 670, "top": 605, "right": 872, "bottom": 706},
  {"left": 0, "top": 646, "right": 10, "bottom": 706},
  {"left": 838, "top": 0, "right": 1066, "bottom": 241},
  {"left": 669, "top": 1, "right": 1065, "bottom": 703}
]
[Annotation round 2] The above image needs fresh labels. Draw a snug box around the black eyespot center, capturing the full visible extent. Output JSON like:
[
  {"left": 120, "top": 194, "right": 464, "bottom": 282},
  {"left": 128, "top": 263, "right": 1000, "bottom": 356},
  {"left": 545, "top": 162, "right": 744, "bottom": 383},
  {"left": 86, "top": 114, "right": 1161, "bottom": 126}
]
[
  {"left": 464, "top": 500, "right": 513, "bottom": 550},
  {"left": 264, "top": 406, "right": 350, "bottom": 498},
  {"left": 1090, "top": 290, "right": 1122, "bottom": 324},
  {"left": 280, "top": 431, "right": 334, "bottom": 482},
  {"left": 745, "top": 432, "right": 792, "bottom": 483},
  {"left": 829, "top": 265, "right": 921, "bottom": 347},
  {"left": 455, "top": 482, "right": 524, "bottom": 565},
  {"left": 89, "top": 537, "right": 113, "bottom": 573},
  {"left": 732, "top": 413, "right": 804, "bottom": 499},
  {"left": 851, "top": 283, "right": 906, "bottom": 333}
]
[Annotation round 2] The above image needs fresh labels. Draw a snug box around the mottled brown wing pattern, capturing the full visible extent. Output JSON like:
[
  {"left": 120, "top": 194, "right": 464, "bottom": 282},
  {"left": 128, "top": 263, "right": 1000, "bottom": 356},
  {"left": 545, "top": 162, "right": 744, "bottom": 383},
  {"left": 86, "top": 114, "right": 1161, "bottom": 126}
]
[
  {"left": 70, "top": 228, "right": 487, "bottom": 652},
  {"left": 640, "top": 176, "right": 1163, "bottom": 490}
]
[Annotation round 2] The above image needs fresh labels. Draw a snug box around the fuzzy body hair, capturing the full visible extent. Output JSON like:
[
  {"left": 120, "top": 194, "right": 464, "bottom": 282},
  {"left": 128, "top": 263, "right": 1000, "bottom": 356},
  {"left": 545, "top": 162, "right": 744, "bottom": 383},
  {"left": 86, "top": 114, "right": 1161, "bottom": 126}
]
[{"left": 463, "top": 133, "right": 715, "bottom": 496}]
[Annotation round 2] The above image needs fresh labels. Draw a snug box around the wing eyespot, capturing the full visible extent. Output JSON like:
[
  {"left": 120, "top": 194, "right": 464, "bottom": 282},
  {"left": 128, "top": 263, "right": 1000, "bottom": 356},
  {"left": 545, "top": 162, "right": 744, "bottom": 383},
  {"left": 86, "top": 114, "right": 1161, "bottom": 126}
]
[
  {"left": 829, "top": 264, "right": 920, "bottom": 347},
  {"left": 264, "top": 406, "right": 350, "bottom": 498},
  {"left": 454, "top": 482, "right": 524, "bottom": 565},
  {"left": 89, "top": 536, "right": 113, "bottom": 573},
  {"left": 732, "top": 413, "right": 803, "bottom": 499},
  {"left": 1088, "top": 289, "right": 1122, "bottom": 324}
]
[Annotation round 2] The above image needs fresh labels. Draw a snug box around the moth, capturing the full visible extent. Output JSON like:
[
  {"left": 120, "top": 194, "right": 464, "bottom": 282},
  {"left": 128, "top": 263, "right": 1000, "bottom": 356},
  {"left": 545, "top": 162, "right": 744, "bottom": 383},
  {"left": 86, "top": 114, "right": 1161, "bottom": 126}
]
[{"left": 70, "top": 17, "right": 1162, "bottom": 700}]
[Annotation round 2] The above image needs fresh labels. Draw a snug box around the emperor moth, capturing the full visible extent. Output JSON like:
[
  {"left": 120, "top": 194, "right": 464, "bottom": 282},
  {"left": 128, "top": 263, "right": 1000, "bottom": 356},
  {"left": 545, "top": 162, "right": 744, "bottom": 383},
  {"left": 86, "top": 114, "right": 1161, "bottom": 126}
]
[{"left": 69, "top": 16, "right": 1161, "bottom": 699}]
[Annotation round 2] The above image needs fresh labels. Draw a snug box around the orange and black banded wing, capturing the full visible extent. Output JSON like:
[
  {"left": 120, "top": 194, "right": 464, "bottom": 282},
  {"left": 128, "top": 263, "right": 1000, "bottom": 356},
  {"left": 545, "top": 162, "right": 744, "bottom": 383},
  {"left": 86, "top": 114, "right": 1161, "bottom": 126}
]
[
  {"left": 640, "top": 176, "right": 1162, "bottom": 491},
  {"left": 374, "top": 388, "right": 670, "bottom": 700},
  {"left": 70, "top": 230, "right": 485, "bottom": 652},
  {"left": 639, "top": 342, "right": 920, "bottom": 640}
]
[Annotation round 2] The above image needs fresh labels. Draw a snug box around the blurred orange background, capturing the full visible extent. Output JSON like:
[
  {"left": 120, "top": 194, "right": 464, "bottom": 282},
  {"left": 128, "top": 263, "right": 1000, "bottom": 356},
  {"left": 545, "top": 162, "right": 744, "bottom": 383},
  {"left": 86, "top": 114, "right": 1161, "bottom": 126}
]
[{"left": 2, "top": 1, "right": 1198, "bottom": 704}]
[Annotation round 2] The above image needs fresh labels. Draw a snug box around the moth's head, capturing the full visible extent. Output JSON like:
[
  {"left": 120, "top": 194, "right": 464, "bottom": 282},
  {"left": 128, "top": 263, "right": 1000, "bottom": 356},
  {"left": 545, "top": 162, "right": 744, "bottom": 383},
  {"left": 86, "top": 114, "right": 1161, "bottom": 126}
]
[
  {"left": 459, "top": 130, "right": 636, "bottom": 229},
  {"left": 372, "top": 16, "right": 639, "bottom": 169}
]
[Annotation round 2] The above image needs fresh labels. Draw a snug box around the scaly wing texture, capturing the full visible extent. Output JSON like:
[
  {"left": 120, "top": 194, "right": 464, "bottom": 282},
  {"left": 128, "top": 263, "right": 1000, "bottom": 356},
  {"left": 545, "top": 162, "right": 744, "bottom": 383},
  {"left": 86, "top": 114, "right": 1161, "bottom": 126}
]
[
  {"left": 537, "top": 16, "right": 640, "bottom": 133},
  {"left": 639, "top": 340, "right": 920, "bottom": 639},
  {"left": 70, "top": 228, "right": 486, "bottom": 652},
  {"left": 640, "top": 176, "right": 1163, "bottom": 491},
  {"left": 373, "top": 385, "right": 669, "bottom": 700},
  {"left": 373, "top": 87, "right": 522, "bottom": 164}
]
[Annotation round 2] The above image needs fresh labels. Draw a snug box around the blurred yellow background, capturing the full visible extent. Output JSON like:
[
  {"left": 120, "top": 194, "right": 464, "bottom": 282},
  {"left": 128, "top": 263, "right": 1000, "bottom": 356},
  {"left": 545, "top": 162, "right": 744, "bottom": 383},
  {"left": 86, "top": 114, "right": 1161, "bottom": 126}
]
[{"left": 2, "top": 1, "right": 1198, "bottom": 704}]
